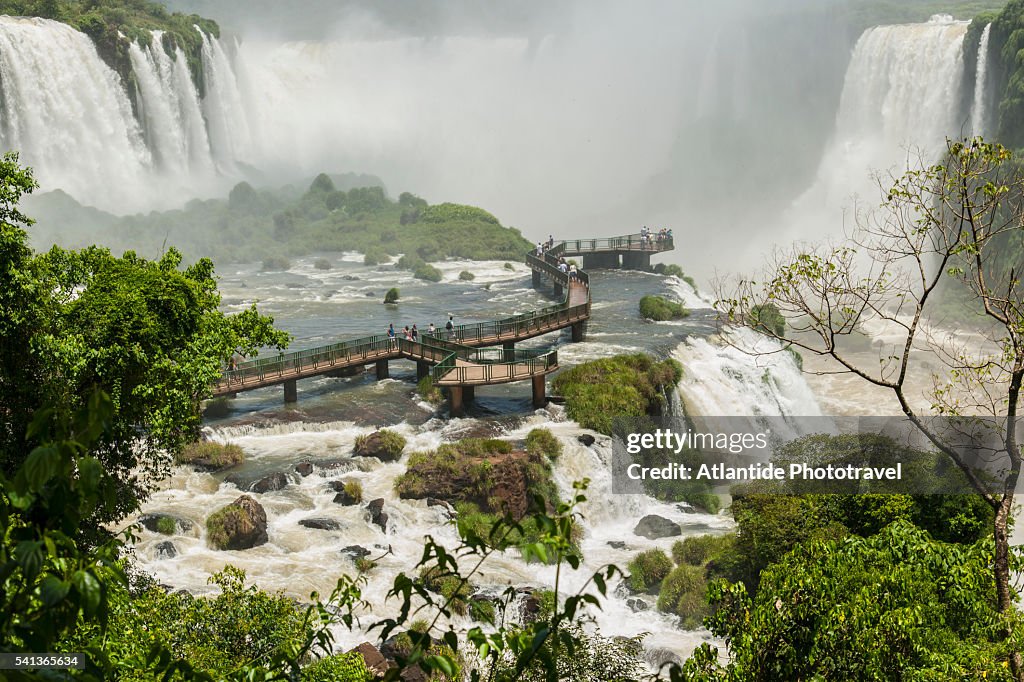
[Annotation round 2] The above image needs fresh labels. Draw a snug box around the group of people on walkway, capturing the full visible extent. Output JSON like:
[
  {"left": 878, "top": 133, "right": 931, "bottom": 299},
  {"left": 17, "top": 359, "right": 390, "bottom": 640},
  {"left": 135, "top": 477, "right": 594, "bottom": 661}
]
[
  {"left": 387, "top": 315, "right": 457, "bottom": 347},
  {"left": 639, "top": 225, "right": 672, "bottom": 248},
  {"left": 556, "top": 258, "right": 580, "bottom": 281}
]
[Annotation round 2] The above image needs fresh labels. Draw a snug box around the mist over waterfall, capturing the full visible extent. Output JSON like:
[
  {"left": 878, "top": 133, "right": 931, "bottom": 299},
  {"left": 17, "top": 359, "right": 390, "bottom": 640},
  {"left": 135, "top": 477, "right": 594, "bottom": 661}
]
[
  {"left": 786, "top": 16, "right": 968, "bottom": 241},
  {"left": 972, "top": 23, "right": 993, "bottom": 137},
  {"left": 0, "top": 16, "right": 249, "bottom": 211}
]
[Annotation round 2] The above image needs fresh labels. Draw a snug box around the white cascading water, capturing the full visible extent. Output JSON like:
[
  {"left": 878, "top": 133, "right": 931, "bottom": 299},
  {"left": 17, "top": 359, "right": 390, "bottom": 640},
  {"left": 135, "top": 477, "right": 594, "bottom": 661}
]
[
  {"left": 0, "top": 17, "right": 152, "bottom": 208},
  {"left": 128, "top": 31, "right": 214, "bottom": 177},
  {"left": 971, "top": 23, "right": 992, "bottom": 137},
  {"left": 787, "top": 15, "right": 968, "bottom": 239},
  {"left": 199, "top": 31, "right": 253, "bottom": 173}
]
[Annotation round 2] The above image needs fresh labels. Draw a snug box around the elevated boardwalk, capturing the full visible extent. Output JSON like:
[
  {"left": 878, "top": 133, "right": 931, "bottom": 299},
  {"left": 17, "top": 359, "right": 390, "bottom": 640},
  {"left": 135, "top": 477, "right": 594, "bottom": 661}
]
[{"left": 212, "top": 232, "right": 672, "bottom": 415}]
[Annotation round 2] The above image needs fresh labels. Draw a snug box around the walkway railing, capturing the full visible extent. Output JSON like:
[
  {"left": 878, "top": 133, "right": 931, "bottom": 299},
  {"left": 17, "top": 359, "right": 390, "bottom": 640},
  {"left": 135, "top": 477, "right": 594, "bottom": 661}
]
[{"left": 559, "top": 233, "right": 673, "bottom": 254}]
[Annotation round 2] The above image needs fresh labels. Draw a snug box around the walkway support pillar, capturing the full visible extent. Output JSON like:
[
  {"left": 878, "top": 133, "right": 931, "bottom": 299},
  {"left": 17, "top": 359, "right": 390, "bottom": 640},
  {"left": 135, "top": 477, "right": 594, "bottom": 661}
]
[
  {"left": 284, "top": 379, "right": 297, "bottom": 403},
  {"left": 376, "top": 360, "right": 389, "bottom": 380},
  {"left": 583, "top": 252, "right": 620, "bottom": 269},
  {"left": 450, "top": 386, "right": 465, "bottom": 417},
  {"left": 531, "top": 269, "right": 542, "bottom": 287},
  {"left": 571, "top": 321, "right": 587, "bottom": 343},
  {"left": 503, "top": 341, "right": 515, "bottom": 362},
  {"left": 417, "top": 361, "right": 430, "bottom": 380},
  {"left": 622, "top": 252, "right": 652, "bottom": 271},
  {"left": 554, "top": 281, "right": 563, "bottom": 298},
  {"left": 532, "top": 375, "right": 546, "bottom": 408},
  {"left": 464, "top": 386, "right": 475, "bottom": 402}
]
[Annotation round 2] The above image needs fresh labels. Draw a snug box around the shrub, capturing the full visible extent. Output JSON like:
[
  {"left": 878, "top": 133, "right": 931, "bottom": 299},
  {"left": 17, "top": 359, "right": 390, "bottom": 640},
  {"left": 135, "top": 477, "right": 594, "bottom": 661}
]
[
  {"left": 639, "top": 295, "right": 689, "bottom": 321},
  {"left": 384, "top": 287, "right": 400, "bottom": 304},
  {"left": 420, "top": 203, "right": 500, "bottom": 225},
  {"left": 313, "top": 257, "right": 331, "bottom": 270},
  {"left": 417, "top": 376, "right": 443, "bottom": 404},
  {"left": 654, "top": 262, "right": 685, "bottom": 278},
  {"left": 397, "top": 254, "right": 423, "bottom": 270},
  {"left": 672, "top": 534, "right": 735, "bottom": 566},
  {"left": 302, "top": 652, "right": 372, "bottom": 682},
  {"left": 155, "top": 516, "right": 177, "bottom": 535},
  {"left": 459, "top": 270, "right": 475, "bottom": 281},
  {"left": 420, "top": 566, "right": 472, "bottom": 615},
  {"left": 657, "top": 564, "right": 709, "bottom": 627},
  {"left": 176, "top": 441, "right": 244, "bottom": 469},
  {"left": 525, "top": 428, "right": 562, "bottom": 459},
  {"left": 751, "top": 303, "right": 785, "bottom": 338},
  {"left": 364, "top": 247, "right": 387, "bottom": 266},
  {"left": 627, "top": 549, "right": 673, "bottom": 593},
  {"left": 261, "top": 256, "right": 291, "bottom": 271},
  {"left": 414, "top": 263, "right": 443, "bottom": 282},
  {"left": 344, "top": 480, "right": 363, "bottom": 504},
  {"left": 503, "top": 262, "right": 514, "bottom": 270}
]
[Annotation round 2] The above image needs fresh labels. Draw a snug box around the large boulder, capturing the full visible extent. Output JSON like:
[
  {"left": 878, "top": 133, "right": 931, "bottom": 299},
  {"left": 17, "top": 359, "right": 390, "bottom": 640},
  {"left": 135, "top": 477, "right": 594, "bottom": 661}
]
[
  {"left": 299, "top": 518, "right": 342, "bottom": 531},
  {"left": 366, "top": 498, "right": 389, "bottom": 532},
  {"left": 295, "top": 461, "right": 314, "bottom": 477},
  {"left": 353, "top": 429, "right": 406, "bottom": 462},
  {"left": 577, "top": 434, "right": 596, "bottom": 446},
  {"left": 206, "top": 495, "right": 269, "bottom": 550},
  {"left": 251, "top": 471, "right": 290, "bottom": 493},
  {"left": 155, "top": 540, "right": 178, "bottom": 559},
  {"left": 348, "top": 642, "right": 389, "bottom": 677},
  {"left": 138, "top": 513, "right": 193, "bottom": 535},
  {"left": 633, "top": 514, "right": 681, "bottom": 539}
]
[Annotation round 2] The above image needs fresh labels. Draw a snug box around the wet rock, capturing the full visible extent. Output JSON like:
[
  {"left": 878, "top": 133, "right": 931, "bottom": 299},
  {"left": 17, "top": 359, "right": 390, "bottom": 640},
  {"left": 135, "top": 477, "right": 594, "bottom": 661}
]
[
  {"left": 577, "top": 434, "right": 596, "bottom": 446},
  {"left": 426, "top": 497, "right": 455, "bottom": 514},
  {"left": 366, "top": 498, "right": 389, "bottom": 532},
  {"left": 295, "top": 461, "right": 314, "bottom": 477},
  {"left": 342, "top": 275, "right": 360, "bottom": 281},
  {"left": 675, "top": 502, "right": 697, "bottom": 514},
  {"left": 155, "top": 540, "right": 177, "bottom": 559},
  {"left": 299, "top": 518, "right": 342, "bottom": 531},
  {"left": 381, "top": 632, "right": 434, "bottom": 680},
  {"left": 626, "top": 597, "right": 649, "bottom": 612},
  {"left": 520, "top": 590, "right": 544, "bottom": 622},
  {"left": 341, "top": 545, "right": 371, "bottom": 559},
  {"left": 251, "top": 471, "right": 290, "bottom": 493},
  {"left": 138, "top": 513, "right": 193, "bottom": 534},
  {"left": 353, "top": 430, "right": 406, "bottom": 462},
  {"left": 333, "top": 491, "right": 359, "bottom": 506},
  {"left": 365, "top": 291, "right": 376, "bottom": 297},
  {"left": 207, "top": 494, "right": 269, "bottom": 550},
  {"left": 607, "top": 540, "right": 627, "bottom": 550},
  {"left": 348, "top": 642, "right": 388, "bottom": 677},
  {"left": 645, "top": 648, "right": 684, "bottom": 669},
  {"left": 634, "top": 515, "right": 681, "bottom": 539}
]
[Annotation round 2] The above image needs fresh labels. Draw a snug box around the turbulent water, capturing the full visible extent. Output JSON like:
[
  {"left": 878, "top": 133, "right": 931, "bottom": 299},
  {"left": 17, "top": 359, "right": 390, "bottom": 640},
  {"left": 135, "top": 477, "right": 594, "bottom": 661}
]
[
  {"left": 972, "top": 23, "right": 993, "bottom": 137},
  {"left": 127, "top": 258, "right": 817, "bottom": 665},
  {"left": 787, "top": 15, "right": 969, "bottom": 240}
]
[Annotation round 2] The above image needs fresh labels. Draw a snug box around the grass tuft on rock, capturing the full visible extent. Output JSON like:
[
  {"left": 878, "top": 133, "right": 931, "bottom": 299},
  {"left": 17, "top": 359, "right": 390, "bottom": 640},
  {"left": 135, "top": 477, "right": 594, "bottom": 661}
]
[
  {"left": 639, "top": 295, "right": 689, "bottom": 321},
  {"left": 459, "top": 270, "right": 475, "bottom": 281},
  {"left": 384, "top": 287, "right": 400, "bottom": 304},
  {"left": 176, "top": 441, "right": 244, "bottom": 469},
  {"left": 417, "top": 376, "right": 444, "bottom": 404},
  {"left": 525, "top": 428, "right": 562, "bottom": 459}
]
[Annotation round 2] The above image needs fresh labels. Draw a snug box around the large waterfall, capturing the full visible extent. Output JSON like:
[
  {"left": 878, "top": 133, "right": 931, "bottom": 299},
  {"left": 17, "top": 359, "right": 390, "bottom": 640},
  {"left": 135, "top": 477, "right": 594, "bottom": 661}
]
[
  {"left": 787, "top": 15, "right": 968, "bottom": 239},
  {"left": 971, "top": 23, "right": 992, "bottom": 137},
  {"left": 0, "top": 16, "right": 249, "bottom": 211}
]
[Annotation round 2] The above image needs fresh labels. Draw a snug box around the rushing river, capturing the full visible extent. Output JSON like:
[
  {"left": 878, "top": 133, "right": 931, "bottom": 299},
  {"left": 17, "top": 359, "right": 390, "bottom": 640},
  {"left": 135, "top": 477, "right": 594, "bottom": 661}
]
[{"left": 128, "top": 254, "right": 819, "bottom": 664}]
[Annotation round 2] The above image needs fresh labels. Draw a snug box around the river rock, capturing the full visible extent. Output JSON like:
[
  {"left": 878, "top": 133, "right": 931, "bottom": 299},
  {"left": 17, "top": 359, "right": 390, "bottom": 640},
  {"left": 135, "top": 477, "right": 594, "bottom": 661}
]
[
  {"left": 633, "top": 514, "right": 681, "bottom": 539},
  {"left": 341, "top": 545, "right": 371, "bottom": 559},
  {"left": 342, "top": 275, "right": 360, "bottom": 281},
  {"left": 366, "top": 498, "right": 389, "bottom": 532},
  {"left": 645, "top": 647, "right": 684, "bottom": 669},
  {"left": 299, "top": 517, "right": 342, "bottom": 531},
  {"left": 675, "top": 502, "right": 697, "bottom": 514},
  {"left": 251, "top": 471, "right": 290, "bottom": 493},
  {"left": 348, "top": 642, "right": 388, "bottom": 677},
  {"left": 155, "top": 540, "right": 177, "bottom": 559},
  {"left": 295, "top": 461, "right": 314, "bottom": 477},
  {"left": 365, "top": 291, "right": 376, "bottom": 298},
  {"left": 626, "top": 597, "right": 649, "bottom": 612},
  {"left": 138, "top": 512, "right": 193, "bottom": 534},
  {"left": 208, "top": 494, "right": 268, "bottom": 550},
  {"left": 353, "top": 430, "right": 404, "bottom": 462},
  {"left": 607, "top": 540, "right": 627, "bottom": 550},
  {"left": 577, "top": 434, "right": 596, "bottom": 446}
]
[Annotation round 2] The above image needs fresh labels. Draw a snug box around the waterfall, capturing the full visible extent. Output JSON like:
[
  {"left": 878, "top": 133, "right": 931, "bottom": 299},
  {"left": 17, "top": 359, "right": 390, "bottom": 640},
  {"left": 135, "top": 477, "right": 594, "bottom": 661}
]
[
  {"left": 128, "top": 31, "right": 214, "bottom": 176},
  {"left": 199, "top": 30, "right": 253, "bottom": 173},
  {"left": 971, "top": 23, "right": 992, "bottom": 137},
  {"left": 787, "top": 15, "right": 968, "bottom": 238},
  {"left": 0, "top": 17, "right": 152, "bottom": 209}
]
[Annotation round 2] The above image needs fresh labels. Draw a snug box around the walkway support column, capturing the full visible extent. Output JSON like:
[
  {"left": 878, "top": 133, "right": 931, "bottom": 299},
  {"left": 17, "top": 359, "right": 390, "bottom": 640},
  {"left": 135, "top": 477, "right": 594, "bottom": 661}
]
[
  {"left": 622, "top": 252, "right": 652, "bottom": 271},
  {"left": 503, "top": 341, "right": 515, "bottom": 362},
  {"left": 532, "top": 269, "right": 542, "bottom": 287},
  {"left": 376, "top": 360, "right": 389, "bottom": 380},
  {"left": 571, "top": 321, "right": 587, "bottom": 342},
  {"left": 583, "top": 252, "right": 619, "bottom": 269},
  {"left": 450, "top": 386, "right": 465, "bottom": 417},
  {"left": 554, "top": 281, "right": 563, "bottom": 298},
  {"left": 284, "top": 379, "right": 297, "bottom": 403},
  {"left": 532, "top": 375, "right": 546, "bottom": 408},
  {"left": 464, "top": 386, "right": 475, "bottom": 402},
  {"left": 417, "top": 361, "right": 430, "bottom": 380}
]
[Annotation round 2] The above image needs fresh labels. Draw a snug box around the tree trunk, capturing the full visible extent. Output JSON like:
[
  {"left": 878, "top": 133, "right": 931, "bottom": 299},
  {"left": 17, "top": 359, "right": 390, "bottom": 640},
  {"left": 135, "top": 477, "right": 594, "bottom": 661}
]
[{"left": 994, "top": 493, "right": 1024, "bottom": 681}]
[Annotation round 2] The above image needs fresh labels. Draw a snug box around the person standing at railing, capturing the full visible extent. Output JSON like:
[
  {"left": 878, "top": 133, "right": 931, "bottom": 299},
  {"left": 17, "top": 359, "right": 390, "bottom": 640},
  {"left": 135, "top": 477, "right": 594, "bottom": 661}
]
[
  {"left": 569, "top": 263, "right": 578, "bottom": 281},
  {"left": 428, "top": 322, "right": 435, "bottom": 336},
  {"left": 411, "top": 324, "right": 419, "bottom": 342},
  {"left": 536, "top": 241, "right": 543, "bottom": 256},
  {"left": 388, "top": 323, "right": 397, "bottom": 348},
  {"left": 446, "top": 315, "right": 455, "bottom": 340}
]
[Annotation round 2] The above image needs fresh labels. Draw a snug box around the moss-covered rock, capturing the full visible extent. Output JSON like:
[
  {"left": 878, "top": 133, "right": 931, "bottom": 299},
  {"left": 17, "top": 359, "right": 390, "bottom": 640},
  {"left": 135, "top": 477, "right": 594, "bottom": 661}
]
[
  {"left": 417, "top": 376, "right": 444, "bottom": 404},
  {"left": 383, "top": 287, "right": 400, "bottom": 304},
  {"left": 639, "top": 295, "right": 689, "bottom": 321},
  {"left": 353, "top": 429, "right": 406, "bottom": 461},
  {"left": 671, "top": 534, "right": 736, "bottom": 567},
  {"left": 551, "top": 354, "right": 683, "bottom": 435},
  {"left": 459, "top": 270, "right": 475, "bottom": 281},
  {"left": 206, "top": 495, "right": 269, "bottom": 550},
  {"left": 413, "top": 262, "right": 443, "bottom": 282},
  {"left": 176, "top": 441, "right": 244, "bottom": 470},
  {"left": 627, "top": 549, "right": 673, "bottom": 593}
]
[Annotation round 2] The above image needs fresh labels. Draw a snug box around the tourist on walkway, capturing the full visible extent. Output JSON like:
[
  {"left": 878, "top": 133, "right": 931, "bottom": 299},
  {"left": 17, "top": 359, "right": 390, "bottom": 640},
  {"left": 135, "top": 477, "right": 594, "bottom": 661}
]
[
  {"left": 428, "top": 322, "right": 435, "bottom": 336},
  {"left": 387, "top": 323, "right": 396, "bottom": 348},
  {"left": 412, "top": 324, "right": 419, "bottom": 342},
  {"left": 446, "top": 315, "right": 455, "bottom": 340}
]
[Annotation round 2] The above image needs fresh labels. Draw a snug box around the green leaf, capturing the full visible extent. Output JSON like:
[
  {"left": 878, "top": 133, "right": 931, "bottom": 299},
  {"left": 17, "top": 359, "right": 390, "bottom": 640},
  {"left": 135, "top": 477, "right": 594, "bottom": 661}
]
[
  {"left": 39, "top": 575, "right": 71, "bottom": 606},
  {"left": 22, "top": 445, "right": 61, "bottom": 490}
]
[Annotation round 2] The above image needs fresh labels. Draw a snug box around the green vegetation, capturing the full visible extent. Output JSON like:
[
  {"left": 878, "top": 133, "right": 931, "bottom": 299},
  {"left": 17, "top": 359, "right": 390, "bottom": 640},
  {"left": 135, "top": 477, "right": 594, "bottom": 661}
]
[
  {"left": 205, "top": 506, "right": 246, "bottom": 550},
  {"left": 417, "top": 375, "right": 444, "bottom": 404},
  {"left": 657, "top": 564, "right": 708, "bottom": 628},
  {"left": 626, "top": 549, "right": 673, "bottom": 593},
  {"left": 651, "top": 262, "right": 697, "bottom": 290},
  {"left": 155, "top": 516, "right": 176, "bottom": 535},
  {"left": 524, "top": 428, "right": 562, "bottom": 459},
  {"left": 313, "top": 257, "right": 331, "bottom": 270},
  {"left": 552, "top": 354, "right": 683, "bottom": 435},
  {"left": 343, "top": 480, "right": 363, "bottom": 504},
  {"left": 459, "top": 270, "right": 475, "bottom": 281},
  {"left": 175, "top": 441, "right": 245, "bottom": 469},
  {"left": 262, "top": 255, "right": 291, "bottom": 271},
  {"left": 672, "top": 534, "right": 735, "bottom": 567},
  {"left": 302, "top": 652, "right": 373, "bottom": 682},
  {"left": 750, "top": 303, "right": 785, "bottom": 338},
  {"left": 414, "top": 262, "right": 443, "bottom": 282},
  {"left": 639, "top": 294, "right": 689, "bottom": 321},
  {"left": 354, "top": 429, "right": 406, "bottom": 459},
  {"left": 34, "top": 176, "right": 532, "bottom": 266},
  {"left": 384, "top": 287, "right": 400, "bottom": 304}
]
